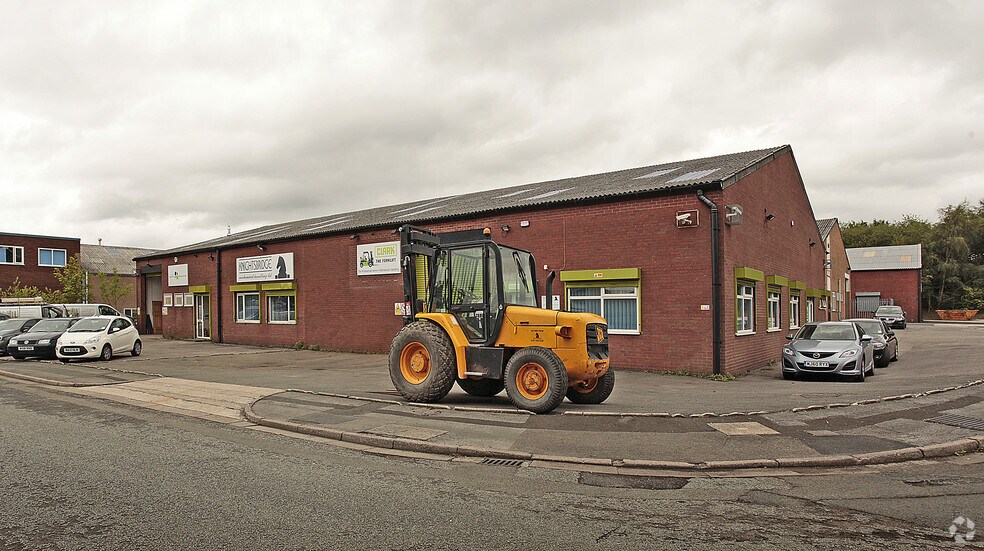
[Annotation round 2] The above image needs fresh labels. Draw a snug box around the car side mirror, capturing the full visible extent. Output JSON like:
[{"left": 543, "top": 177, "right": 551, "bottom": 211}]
[{"left": 860, "top": 335, "right": 872, "bottom": 343}]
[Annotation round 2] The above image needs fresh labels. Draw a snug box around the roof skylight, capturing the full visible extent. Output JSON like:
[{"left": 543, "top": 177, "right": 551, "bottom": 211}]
[
  {"left": 666, "top": 168, "right": 721, "bottom": 183},
  {"left": 633, "top": 168, "right": 679, "bottom": 180},
  {"left": 526, "top": 188, "right": 572, "bottom": 201}
]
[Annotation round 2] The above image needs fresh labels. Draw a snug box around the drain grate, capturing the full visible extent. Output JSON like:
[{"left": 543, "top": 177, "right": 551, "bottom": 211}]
[
  {"left": 927, "top": 413, "right": 984, "bottom": 431},
  {"left": 481, "top": 458, "right": 526, "bottom": 468}
]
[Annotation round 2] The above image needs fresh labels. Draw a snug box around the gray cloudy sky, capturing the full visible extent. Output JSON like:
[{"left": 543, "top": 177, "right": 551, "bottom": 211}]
[{"left": 1, "top": 0, "right": 981, "bottom": 249}]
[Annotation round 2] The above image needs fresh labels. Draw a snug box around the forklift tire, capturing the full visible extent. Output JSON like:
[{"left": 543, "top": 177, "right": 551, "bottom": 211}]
[
  {"left": 566, "top": 367, "right": 615, "bottom": 405},
  {"left": 456, "top": 377, "right": 505, "bottom": 397},
  {"left": 503, "top": 347, "right": 568, "bottom": 414},
  {"left": 389, "top": 321, "right": 456, "bottom": 402}
]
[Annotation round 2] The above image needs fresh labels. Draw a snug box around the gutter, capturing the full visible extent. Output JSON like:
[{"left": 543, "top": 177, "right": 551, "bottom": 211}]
[{"left": 696, "top": 190, "right": 722, "bottom": 375}]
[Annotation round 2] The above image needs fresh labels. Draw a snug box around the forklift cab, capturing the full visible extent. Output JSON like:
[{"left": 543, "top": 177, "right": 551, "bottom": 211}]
[{"left": 430, "top": 236, "right": 538, "bottom": 345}]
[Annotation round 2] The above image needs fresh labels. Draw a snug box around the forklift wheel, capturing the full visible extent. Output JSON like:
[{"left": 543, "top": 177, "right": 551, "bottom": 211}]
[
  {"left": 388, "top": 321, "right": 456, "bottom": 402},
  {"left": 456, "top": 377, "right": 505, "bottom": 397},
  {"left": 504, "top": 347, "right": 568, "bottom": 414},
  {"left": 566, "top": 367, "right": 616, "bottom": 405}
]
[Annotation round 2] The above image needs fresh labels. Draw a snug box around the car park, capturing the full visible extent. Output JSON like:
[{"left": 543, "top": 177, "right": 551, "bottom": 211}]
[
  {"left": 7, "top": 318, "right": 82, "bottom": 360},
  {"left": 874, "top": 305, "right": 907, "bottom": 329},
  {"left": 0, "top": 318, "right": 41, "bottom": 356},
  {"left": 782, "top": 321, "right": 875, "bottom": 382},
  {"left": 846, "top": 318, "right": 899, "bottom": 368},
  {"left": 56, "top": 316, "right": 142, "bottom": 362}
]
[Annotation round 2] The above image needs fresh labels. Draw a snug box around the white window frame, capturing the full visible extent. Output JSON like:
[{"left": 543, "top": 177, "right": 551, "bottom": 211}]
[
  {"left": 0, "top": 245, "right": 24, "bottom": 265},
  {"left": 789, "top": 293, "right": 801, "bottom": 329},
  {"left": 37, "top": 247, "right": 67, "bottom": 267},
  {"left": 767, "top": 290, "right": 781, "bottom": 332},
  {"left": 806, "top": 297, "right": 815, "bottom": 323},
  {"left": 235, "top": 292, "right": 261, "bottom": 323},
  {"left": 736, "top": 281, "right": 755, "bottom": 335},
  {"left": 267, "top": 293, "right": 297, "bottom": 324},
  {"left": 566, "top": 284, "right": 640, "bottom": 335},
  {"left": 123, "top": 307, "right": 138, "bottom": 320}
]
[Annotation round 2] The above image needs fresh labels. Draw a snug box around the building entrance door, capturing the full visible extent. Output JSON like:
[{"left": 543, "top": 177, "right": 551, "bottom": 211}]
[{"left": 194, "top": 294, "right": 211, "bottom": 340}]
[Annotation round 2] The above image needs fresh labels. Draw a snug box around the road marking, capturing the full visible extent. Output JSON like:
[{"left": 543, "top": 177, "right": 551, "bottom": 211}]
[{"left": 708, "top": 422, "right": 780, "bottom": 436}]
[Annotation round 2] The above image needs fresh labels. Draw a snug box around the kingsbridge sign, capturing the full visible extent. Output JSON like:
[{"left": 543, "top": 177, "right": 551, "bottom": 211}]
[{"left": 236, "top": 253, "right": 294, "bottom": 283}]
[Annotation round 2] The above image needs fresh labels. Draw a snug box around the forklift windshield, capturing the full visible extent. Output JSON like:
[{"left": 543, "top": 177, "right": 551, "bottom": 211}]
[{"left": 499, "top": 246, "right": 537, "bottom": 307}]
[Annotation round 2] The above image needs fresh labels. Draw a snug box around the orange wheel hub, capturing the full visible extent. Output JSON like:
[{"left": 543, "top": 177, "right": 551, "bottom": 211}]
[
  {"left": 516, "top": 362, "right": 549, "bottom": 400},
  {"left": 399, "top": 342, "right": 430, "bottom": 385},
  {"left": 570, "top": 378, "right": 598, "bottom": 394}
]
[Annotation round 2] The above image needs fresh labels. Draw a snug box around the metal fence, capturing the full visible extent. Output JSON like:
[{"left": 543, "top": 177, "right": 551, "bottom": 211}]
[{"left": 855, "top": 294, "right": 894, "bottom": 318}]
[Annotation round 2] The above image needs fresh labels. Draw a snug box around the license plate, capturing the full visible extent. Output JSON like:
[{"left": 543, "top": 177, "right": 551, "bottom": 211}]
[
  {"left": 803, "top": 361, "right": 830, "bottom": 368},
  {"left": 63, "top": 347, "right": 81, "bottom": 353},
  {"left": 18, "top": 346, "right": 34, "bottom": 351}
]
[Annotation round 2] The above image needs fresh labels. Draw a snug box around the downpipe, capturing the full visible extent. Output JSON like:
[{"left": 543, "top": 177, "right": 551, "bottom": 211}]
[{"left": 696, "top": 190, "right": 722, "bottom": 376}]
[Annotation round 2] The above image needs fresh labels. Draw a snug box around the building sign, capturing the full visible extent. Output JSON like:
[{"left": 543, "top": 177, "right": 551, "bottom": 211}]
[
  {"left": 167, "top": 264, "right": 189, "bottom": 287},
  {"left": 236, "top": 253, "right": 295, "bottom": 283},
  {"left": 357, "top": 241, "right": 401, "bottom": 276}
]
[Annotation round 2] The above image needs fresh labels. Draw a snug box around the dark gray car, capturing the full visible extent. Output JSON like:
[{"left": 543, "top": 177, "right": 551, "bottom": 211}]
[
  {"left": 782, "top": 322, "right": 875, "bottom": 382},
  {"left": 874, "top": 305, "right": 907, "bottom": 329},
  {"left": 0, "top": 318, "right": 41, "bottom": 355},
  {"left": 846, "top": 318, "right": 899, "bottom": 367}
]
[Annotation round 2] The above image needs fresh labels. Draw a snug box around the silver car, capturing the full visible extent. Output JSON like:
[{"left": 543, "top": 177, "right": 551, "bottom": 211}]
[
  {"left": 846, "top": 318, "right": 899, "bottom": 368},
  {"left": 781, "top": 322, "right": 875, "bottom": 382}
]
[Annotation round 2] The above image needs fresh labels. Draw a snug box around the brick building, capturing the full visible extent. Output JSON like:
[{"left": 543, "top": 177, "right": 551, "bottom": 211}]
[
  {"left": 847, "top": 244, "right": 922, "bottom": 323},
  {"left": 817, "top": 218, "right": 851, "bottom": 320},
  {"left": 0, "top": 232, "right": 81, "bottom": 291},
  {"left": 136, "top": 145, "right": 829, "bottom": 374}
]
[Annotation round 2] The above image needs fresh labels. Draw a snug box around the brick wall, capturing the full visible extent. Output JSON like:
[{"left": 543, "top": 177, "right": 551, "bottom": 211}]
[
  {"left": 0, "top": 234, "right": 81, "bottom": 291},
  {"left": 850, "top": 269, "right": 921, "bottom": 322},
  {"left": 826, "top": 223, "right": 851, "bottom": 320},
  {"left": 137, "top": 151, "right": 825, "bottom": 374},
  {"left": 86, "top": 273, "right": 139, "bottom": 312}
]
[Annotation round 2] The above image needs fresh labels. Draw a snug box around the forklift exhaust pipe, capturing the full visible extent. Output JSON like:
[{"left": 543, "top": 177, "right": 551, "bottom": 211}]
[{"left": 544, "top": 270, "right": 556, "bottom": 310}]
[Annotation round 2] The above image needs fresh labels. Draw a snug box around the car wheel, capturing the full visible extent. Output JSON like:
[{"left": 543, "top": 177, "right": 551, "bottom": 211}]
[
  {"left": 890, "top": 345, "right": 899, "bottom": 362},
  {"left": 503, "top": 347, "right": 568, "bottom": 414},
  {"left": 100, "top": 344, "right": 113, "bottom": 361},
  {"left": 876, "top": 351, "right": 891, "bottom": 368},
  {"left": 130, "top": 340, "right": 142, "bottom": 357}
]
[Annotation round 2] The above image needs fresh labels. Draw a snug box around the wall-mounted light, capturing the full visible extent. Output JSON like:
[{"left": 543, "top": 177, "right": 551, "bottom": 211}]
[
  {"left": 257, "top": 245, "right": 267, "bottom": 252},
  {"left": 809, "top": 241, "right": 817, "bottom": 248},
  {"left": 350, "top": 233, "right": 360, "bottom": 240},
  {"left": 501, "top": 225, "right": 511, "bottom": 235},
  {"left": 173, "top": 256, "right": 178, "bottom": 263},
  {"left": 765, "top": 213, "right": 776, "bottom": 221},
  {"left": 520, "top": 220, "right": 530, "bottom": 227},
  {"left": 208, "top": 253, "right": 215, "bottom": 261}
]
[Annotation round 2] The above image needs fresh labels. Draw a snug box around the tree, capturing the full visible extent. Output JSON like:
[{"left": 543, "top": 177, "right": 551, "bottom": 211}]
[
  {"left": 0, "top": 278, "right": 50, "bottom": 301},
  {"left": 96, "top": 270, "right": 134, "bottom": 311},
  {"left": 50, "top": 254, "right": 88, "bottom": 303}
]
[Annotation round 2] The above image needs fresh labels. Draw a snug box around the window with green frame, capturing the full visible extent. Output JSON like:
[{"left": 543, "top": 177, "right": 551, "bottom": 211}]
[
  {"left": 736, "top": 280, "right": 755, "bottom": 334},
  {"left": 767, "top": 288, "right": 781, "bottom": 331},
  {"left": 560, "top": 268, "right": 641, "bottom": 335},
  {"left": 267, "top": 291, "right": 296, "bottom": 324}
]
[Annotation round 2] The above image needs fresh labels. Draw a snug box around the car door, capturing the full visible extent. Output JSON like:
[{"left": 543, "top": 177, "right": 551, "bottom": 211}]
[
  {"left": 107, "top": 319, "right": 128, "bottom": 351},
  {"left": 113, "top": 318, "right": 136, "bottom": 352}
]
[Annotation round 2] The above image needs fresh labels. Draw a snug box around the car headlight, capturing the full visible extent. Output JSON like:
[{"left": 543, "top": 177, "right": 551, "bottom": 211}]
[
  {"left": 39, "top": 339, "right": 50, "bottom": 345},
  {"left": 840, "top": 348, "right": 860, "bottom": 358},
  {"left": 782, "top": 347, "right": 795, "bottom": 356},
  {"left": 873, "top": 342, "right": 885, "bottom": 349},
  {"left": 83, "top": 336, "right": 99, "bottom": 345}
]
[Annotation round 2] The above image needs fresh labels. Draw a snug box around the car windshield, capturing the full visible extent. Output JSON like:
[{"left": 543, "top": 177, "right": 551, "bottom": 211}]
[
  {"left": 67, "top": 319, "right": 110, "bottom": 333},
  {"left": 853, "top": 321, "right": 884, "bottom": 335},
  {"left": 797, "top": 324, "right": 856, "bottom": 341},
  {"left": 875, "top": 306, "right": 903, "bottom": 316},
  {"left": 0, "top": 319, "right": 25, "bottom": 331},
  {"left": 28, "top": 319, "right": 75, "bottom": 332}
]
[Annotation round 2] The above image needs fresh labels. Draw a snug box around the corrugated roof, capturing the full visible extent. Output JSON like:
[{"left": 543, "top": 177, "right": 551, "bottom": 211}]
[
  {"left": 81, "top": 244, "right": 159, "bottom": 275},
  {"left": 138, "top": 145, "right": 790, "bottom": 259},
  {"left": 846, "top": 244, "right": 923, "bottom": 271},
  {"left": 816, "top": 218, "right": 837, "bottom": 239}
]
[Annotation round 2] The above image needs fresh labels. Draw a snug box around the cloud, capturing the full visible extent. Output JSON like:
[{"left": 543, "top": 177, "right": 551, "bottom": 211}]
[{"left": 0, "top": 0, "right": 981, "bottom": 249}]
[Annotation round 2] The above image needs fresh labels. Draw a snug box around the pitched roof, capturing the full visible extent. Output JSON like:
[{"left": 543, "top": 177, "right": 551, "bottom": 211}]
[
  {"left": 138, "top": 145, "right": 791, "bottom": 259},
  {"left": 816, "top": 218, "right": 837, "bottom": 239},
  {"left": 846, "top": 244, "right": 923, "bottom": 271},
  {"left": 81, "top": 244, "right": 159, "bottom": 275}
]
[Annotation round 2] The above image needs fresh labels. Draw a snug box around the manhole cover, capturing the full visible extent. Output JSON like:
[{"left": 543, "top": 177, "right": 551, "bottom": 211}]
[
  {"left": 481, "top": 458, "right": 526, "bottom": 468},
  {"left": 579, "top": 473, "right": 689, "bottom": 490},
  {"left": 927, "top": 414, "right": 984, "bottom": 431}
]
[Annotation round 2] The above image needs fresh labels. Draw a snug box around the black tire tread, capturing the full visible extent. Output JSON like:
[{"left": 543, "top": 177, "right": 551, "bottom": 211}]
[
  {"left": 566, "top": 368, "right": 616, "bottom": 404},
  {"left": 131, "top": 340, "right": 142, "bottom": 357},
  {"left": 388, "top": 321, "right": 456, "bottom": 403},
  {"left": 503, "top": 346, "right": 568, "bottom": 414}
]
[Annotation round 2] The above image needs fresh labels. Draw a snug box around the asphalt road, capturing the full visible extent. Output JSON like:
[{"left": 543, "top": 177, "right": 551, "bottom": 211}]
[{"left": 2, "top": 378, "right": 981, "bottom": 550}]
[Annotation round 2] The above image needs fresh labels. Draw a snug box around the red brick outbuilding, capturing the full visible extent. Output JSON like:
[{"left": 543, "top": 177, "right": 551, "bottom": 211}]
[
  {"left": 136, "top": 145, "right": 828, "bottom": 375},
  {"left": 0, "top": 232, "right": 81, "bottom": 291},
  {"left": 846, "top": 245, "right": 923, "bottom": 323}
]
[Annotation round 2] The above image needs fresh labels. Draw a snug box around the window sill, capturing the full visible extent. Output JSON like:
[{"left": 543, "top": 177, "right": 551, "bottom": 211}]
[
  {"left": 608, "top": 330, "right": 640, "bottom": 336},
  {"left": 767, "top": 328, "right": 782, "bottom": 333},
  {"left": 38, "top": 264, "right": 66, "bottom": 268},
  {"left": 0, "top": 262, "right": 25, "bottom": 266},
  {"left": 236, "top": 320, "right": 261, "bottom": 324},
  {"left": 789, "top": 325, "right": 800, "bottom": 330},
  {"left": 735, "top": 330, "right": 756, "bottom": 337},
  {"left": 268, "top": 320, "right": 297, "bottom": 325}
]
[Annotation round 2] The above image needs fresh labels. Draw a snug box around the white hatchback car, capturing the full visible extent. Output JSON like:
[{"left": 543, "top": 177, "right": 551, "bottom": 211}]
[{"left": 57, "top": 315, "right": 142, "bottom": 362}]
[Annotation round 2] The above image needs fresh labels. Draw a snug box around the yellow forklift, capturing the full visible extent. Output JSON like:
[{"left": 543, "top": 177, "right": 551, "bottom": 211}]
[{"left": 389, "top": 225, "right": 613, "bottom": 413}]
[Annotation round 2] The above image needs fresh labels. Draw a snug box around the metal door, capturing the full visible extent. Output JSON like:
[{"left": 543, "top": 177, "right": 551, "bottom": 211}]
[
  {"left": 855, "top": 293, "right": 881, "bottom": 318},
  {"left": 194, "top": 294, "right": 211, "bottom": 340}
]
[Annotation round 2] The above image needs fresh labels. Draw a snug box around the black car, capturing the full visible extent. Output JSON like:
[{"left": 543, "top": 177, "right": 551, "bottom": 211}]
[
  {"left": 7, "top": 318, "right": 82, "bottom": 360},
  {"left": 874, "top": 305, "right": 907, "bottom": 329},
  {"left": 0, "top": 318, "right": 41, "bottom": 355},
  {"left": 846, "top": 318, "right": 899, "bottom": 367}
]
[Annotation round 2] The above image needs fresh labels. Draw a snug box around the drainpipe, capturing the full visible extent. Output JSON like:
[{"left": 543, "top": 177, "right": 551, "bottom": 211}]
[
  {"left": 696, "top": 190, "right": 722, "bottom": 376},
  {"left": 215, "top": 249, "right": 223, "bottom": 343}
]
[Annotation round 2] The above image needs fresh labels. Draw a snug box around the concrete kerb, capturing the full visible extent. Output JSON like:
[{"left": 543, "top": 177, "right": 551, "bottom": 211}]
[
  {"left": 241, "top": 397, "right": 984, "bottom": 472},
  {"left": 0, "top": 367, "right": 121, "bottom": 388}
]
